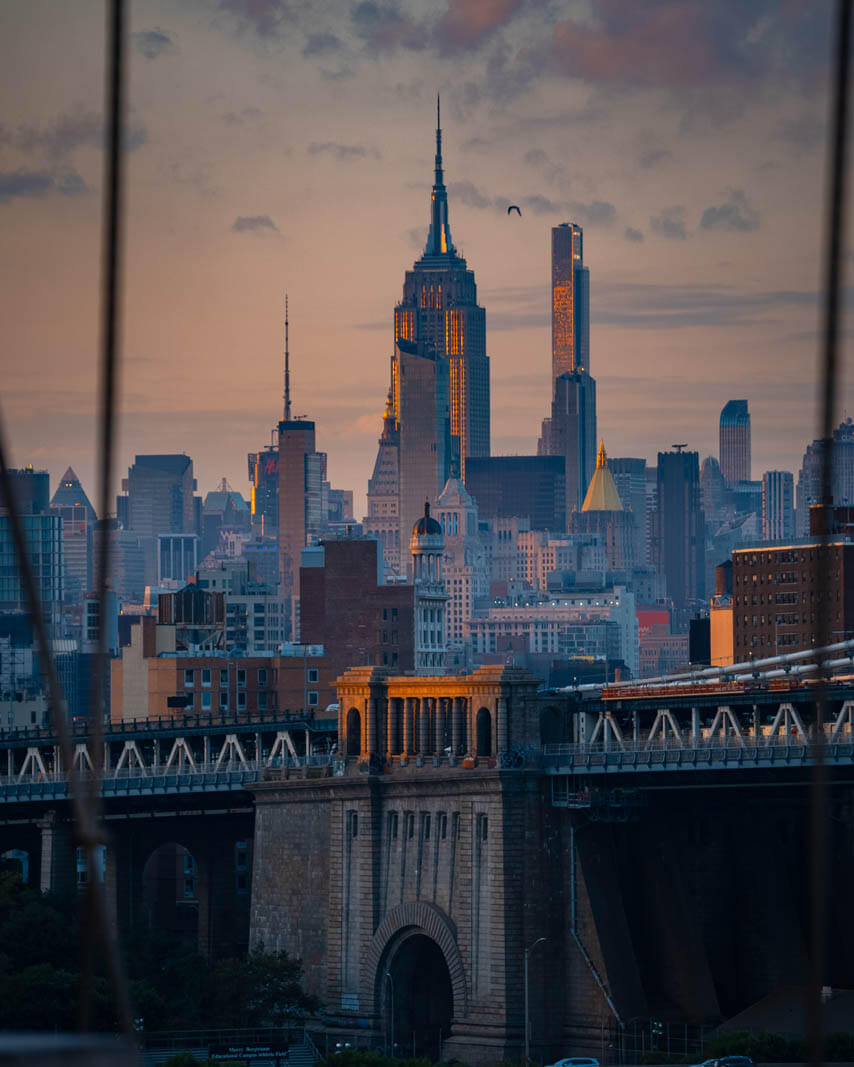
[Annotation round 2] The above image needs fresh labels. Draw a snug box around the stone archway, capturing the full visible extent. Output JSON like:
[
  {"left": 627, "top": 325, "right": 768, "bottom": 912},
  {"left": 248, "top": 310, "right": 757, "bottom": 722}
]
[
  {"left": 141, "top": 842, "right": 204, "bottom": 950},
  {"left": 366, "top": 901, "right": 467, "bottom": 1024}
]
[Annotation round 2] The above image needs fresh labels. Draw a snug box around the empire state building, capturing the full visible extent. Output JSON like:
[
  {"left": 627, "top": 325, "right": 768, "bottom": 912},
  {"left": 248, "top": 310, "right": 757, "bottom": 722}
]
[{"left": 392, "top": 99, "right": 490, "bottom": 478}]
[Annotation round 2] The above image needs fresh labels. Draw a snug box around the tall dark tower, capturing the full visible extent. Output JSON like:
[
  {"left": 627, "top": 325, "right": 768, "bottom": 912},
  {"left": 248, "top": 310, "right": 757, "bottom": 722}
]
[
  {"left": 539, "top": 222, "right": 597, "bottom": 517},
  {"left": 393, "top": 98, "right": 490, "bottom": 480}
]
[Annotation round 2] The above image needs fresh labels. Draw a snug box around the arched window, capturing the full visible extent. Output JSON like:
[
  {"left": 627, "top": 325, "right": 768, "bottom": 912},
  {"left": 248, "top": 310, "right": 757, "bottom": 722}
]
[
  {"left": 476, "top": 707, "right": 492, "bottom": 757},
  {"left": 347, "top": 707, "right": 362, "bottom": 756}
]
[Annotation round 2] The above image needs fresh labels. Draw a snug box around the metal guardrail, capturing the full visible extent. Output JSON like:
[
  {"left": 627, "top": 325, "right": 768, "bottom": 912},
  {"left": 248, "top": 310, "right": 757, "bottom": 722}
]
[
  {"left": 0, "top": 756, "right": 335, "bottom": 802},
  {"left": 544, "top": 740, "right": 854, "bottom": 773}
]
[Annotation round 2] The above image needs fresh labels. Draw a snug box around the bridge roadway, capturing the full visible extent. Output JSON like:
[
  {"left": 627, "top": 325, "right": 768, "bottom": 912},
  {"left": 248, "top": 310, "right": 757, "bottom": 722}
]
[
  {"left": 0, "top": 710, "right": 336, "bottom": 803},
  {"left": 542, "top": 678, "right": 854, "bottom": 796}
]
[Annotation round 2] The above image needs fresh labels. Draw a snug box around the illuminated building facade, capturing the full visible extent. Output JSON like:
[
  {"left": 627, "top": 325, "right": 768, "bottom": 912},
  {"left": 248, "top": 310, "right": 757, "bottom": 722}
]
[
  {"left": 551, "top": 222, "right": 589, "bottom": 381},
  {"left": 392, "top": 101, "right": 490, "bottom": 480},
  {"left": 540, "top": 225, "right": 597, "bottom": 516}
]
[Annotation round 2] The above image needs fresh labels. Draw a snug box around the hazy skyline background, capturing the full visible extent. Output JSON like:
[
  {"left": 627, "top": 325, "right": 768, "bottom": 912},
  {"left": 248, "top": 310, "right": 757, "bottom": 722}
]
[{"left": 1, "top": 0, "right": 850, "bottom": 516}]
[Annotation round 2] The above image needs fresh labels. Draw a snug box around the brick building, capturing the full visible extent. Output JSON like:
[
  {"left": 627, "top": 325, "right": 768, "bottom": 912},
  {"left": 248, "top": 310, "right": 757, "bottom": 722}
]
[
  {"left": 110, "top": 616, "right": 335, "bottom": 722},
  {"left": 731, "top": 541, "right": 854, "bottom": 657},
  {"left": 300, "top": 538, "right": 415, "bottom": 680}
]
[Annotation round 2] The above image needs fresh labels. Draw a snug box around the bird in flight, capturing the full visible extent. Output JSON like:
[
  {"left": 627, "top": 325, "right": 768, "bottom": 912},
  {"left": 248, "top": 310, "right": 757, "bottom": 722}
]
[{"left": 507, "top": 204, "right": 522, "bottom": 216}]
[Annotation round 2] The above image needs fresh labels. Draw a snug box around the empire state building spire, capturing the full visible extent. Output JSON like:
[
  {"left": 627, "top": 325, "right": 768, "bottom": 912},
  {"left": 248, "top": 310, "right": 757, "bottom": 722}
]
[{"left": 425, "top": 95, "right": 455, "bottom": 256}]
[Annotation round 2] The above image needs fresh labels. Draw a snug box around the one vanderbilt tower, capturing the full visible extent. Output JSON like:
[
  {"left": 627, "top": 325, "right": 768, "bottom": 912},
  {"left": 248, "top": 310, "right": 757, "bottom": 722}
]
[{"left": 392, "top": 98, "right": 491, "bottom": 481}]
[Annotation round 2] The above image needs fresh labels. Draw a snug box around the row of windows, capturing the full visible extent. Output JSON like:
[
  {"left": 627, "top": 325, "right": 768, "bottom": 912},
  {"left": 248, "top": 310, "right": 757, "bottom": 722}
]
[
  {"left": 183, "top": 689, "right": 319, "bottom": 710},
  {"left": 346, "top": 809, "right": 487, "bottom": 844},
  {"left": 184, "top": 667, "right": 319, "bottom": 688}
]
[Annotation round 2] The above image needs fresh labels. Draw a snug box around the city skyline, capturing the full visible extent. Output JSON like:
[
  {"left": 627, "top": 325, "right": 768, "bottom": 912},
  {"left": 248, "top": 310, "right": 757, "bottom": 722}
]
[{"left": 1, "top": 2, "right": 849, "bottom": 517}]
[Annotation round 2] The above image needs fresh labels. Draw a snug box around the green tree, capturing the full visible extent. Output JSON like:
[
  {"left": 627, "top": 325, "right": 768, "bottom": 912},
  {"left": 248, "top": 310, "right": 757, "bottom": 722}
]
[{"left": 205, "top": 945, "right": 320, "bottom": 1028}]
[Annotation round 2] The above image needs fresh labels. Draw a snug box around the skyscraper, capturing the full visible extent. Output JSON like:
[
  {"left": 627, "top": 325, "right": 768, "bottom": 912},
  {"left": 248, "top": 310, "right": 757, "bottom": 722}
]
[
  {"left": 761, "top": 470, "right": 795, "bottom": 541},
  {"left": 551, "top": 222, "right": 590, "bottom": 380},
  {"left": 394, "top": 339, "right": 452, "bottom": 577},
  {"left": 278, "top": 416, "right": 322, "bottom": 636},
  {"left": 796, "top": 418, "right": 854, "bottom": 534},
  {"left": 540, "top": 224, "right": 597, "bottom": 516},
  {"left": 50, "top": 467, "right": 96, "bottom": 605},
  {"left": 392, "top": 99, "right": 490, "bottom": 479},
  {"left": 719, "top": 399, "right": 751, "bottom": 485},
  {"left": 364, "top": 391, "right": 402, "bottom": 576},
  {"left": 655, "top": 448, "right": 705, "bottom": 612},
  {"left": 118, "top": 455, "right": 197, "bottom": 589},
  {"left": 0, "top": 468, "right": 63, "bottom": 634}
]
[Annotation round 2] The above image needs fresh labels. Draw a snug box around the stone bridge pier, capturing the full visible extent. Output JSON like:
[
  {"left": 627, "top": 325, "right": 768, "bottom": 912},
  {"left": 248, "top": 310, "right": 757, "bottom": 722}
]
[{"left": 250, "top": 665, "right": 554, "bottom": 1065}]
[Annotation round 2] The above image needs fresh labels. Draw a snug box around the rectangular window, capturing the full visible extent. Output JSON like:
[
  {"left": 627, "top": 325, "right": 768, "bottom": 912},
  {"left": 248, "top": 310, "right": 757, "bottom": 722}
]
[
  {"left": 219, "top": 668, "right": 228, "bottom": 687},
  {"left": 184, "top": 669, "right": 194, "bottom": 688},
  {"left": 308, "top": 668, "right": 319, "bottom": 683},
  {"left": 258, "top": 691, "right": 268, "bottom": 710},
  {"left": 423, "top": 813, "right": 431, "bottom": 840},
  {"left": 237, "top": 669, "right": 246, "bottom": 688},
  {"left": 201, "top": 668, "right": 211, "bottom": 688},
  {"left": 257, "top": 668, "right": 267, "bottom": 687},
  {"left": 308, "top": 690, "right": 319, "bottom": 706},
  {"left": 235, "top": 841, "right": 248, "bottom": 870},
  {"left": 408, "top": 813, "right": 415, "bottom": 839},
  {"left": 184, "top": 878, "right": 195, "bottom": 899},
  {"left": 237, "top": 691, "right": 246, "bottom": 710},
  {"left": 201, "top": 691, "right": 212, "bottom": 711},
  {"left": 389, "top": 812, "right": 399, "bottom": 839},
  {"left": 220, "top": 690, "right": 229, "bottom": 710}
]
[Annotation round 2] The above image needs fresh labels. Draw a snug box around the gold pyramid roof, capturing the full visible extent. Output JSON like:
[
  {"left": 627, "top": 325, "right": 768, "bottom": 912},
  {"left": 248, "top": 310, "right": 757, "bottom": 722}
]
[{"left": 581, "top": 442, "right": 624, "bottom": 512}]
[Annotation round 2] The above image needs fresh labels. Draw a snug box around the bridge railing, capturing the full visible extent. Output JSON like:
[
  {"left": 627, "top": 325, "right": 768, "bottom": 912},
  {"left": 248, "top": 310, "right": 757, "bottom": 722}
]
[{"left": 0, "top": 753, "right": 337, "bottom": 798}]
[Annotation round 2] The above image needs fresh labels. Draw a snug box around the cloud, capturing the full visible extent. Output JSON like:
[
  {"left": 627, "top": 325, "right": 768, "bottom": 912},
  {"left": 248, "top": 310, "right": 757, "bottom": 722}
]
[
  {"left": 435, "top": 0, "right": 525, "bottom": 54},
  {"left": 624, "top": 226, "right": 644, "bottom": 242},
  {"left": 548, "top": 3, "right": 829, "bottom": 91},
  {"left": 307, "top": 141, "right": 380, "bottom": 161},
  {"left": 772, "top": 114, "right": 824, "bottom": 152},
  {"left": 231, "top": 214, "right": 279, "bottom": 233},
  {"left": 0, "top": 169, "right": 88, "bottom": 204},
  {"left": 133, "top": 28, "right": 175, "bottom": 60},
  {"left": 0, "top": 111, "right": 147, "bottom": 158},
  {"left": 650, "top": 205, "right": 687, "bottom": 240},
  {"left": 700, "top": 188, "right": 759, "bottom": 232},
  {"left": 591, "top": 281, "right": 840, "bottom": 329},
  {"left": 221, "top": 106, "right": 264, "bottom": 126},
  {"left": 638, "top": 146, "right": 672, "bottom": 169},
  {"left": 302, "top": 32, "right": 341, "bottom": 56},
  {"left": 448, "top": 179, "right": 492, "bottom": 209},
  {"left": 351, "top": 1, "right": 423, "bottom": 52},
  {"left": 446, "top": 179, "right": 614, "bottom": 225},
  {"left": 218, "top": 0, "right": 289, "bottom": 37}
]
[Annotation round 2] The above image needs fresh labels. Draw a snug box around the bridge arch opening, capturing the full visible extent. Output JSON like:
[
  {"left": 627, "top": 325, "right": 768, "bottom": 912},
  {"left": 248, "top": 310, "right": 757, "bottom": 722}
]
[
  {"left": 383, "top": 930, "right": 453, "bottom": 1061},
  {"left": 141, "top": 842, "right": 204, "bottom": 951},
  {"left": 346, "top": 707, "right": 361, "bottom": 756},
  {"left": 1, "top": 848, "right": 30, "bottom": 885},
  {"left": 476, "top": 707, "right": 492, "bottom": 757}
]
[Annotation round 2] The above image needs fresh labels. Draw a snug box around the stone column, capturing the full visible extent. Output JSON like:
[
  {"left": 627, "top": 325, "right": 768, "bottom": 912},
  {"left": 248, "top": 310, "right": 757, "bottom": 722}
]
[
  {"left": 365, "top": 696, "right": 375, "bottom": 756},
  {"left": 386, "top": 695, "right": 396, "bottom": 758},
  {"left": 403, "top": 697, "right": 413, "bottom": 756},
  {"left": 497, "top": 696, "right": 508, "bottom": 756},
  {"left": 434, "top": 697, "right": 445, "bottom": 754},
  {"left": 452, "top": 697, "right": 462, "bottom": 755},
  {"left": 419, "top": 697, "right": 431, "bottom": 755}
]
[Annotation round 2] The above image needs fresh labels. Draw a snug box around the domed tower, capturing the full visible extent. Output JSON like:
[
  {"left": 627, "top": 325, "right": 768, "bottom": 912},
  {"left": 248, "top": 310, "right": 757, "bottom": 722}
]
[{"left": 409, "top": 501, "right": 448, "bottom": 675}]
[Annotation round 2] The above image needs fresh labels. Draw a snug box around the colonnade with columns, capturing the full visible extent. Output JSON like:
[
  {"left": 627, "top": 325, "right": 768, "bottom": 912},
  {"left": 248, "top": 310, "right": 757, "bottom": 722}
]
[{"left": 335, "top": 665, "right": 540, "bottom": 764}]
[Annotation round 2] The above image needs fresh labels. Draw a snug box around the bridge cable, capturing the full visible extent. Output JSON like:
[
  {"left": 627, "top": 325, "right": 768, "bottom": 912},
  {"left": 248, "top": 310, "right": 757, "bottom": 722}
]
[
  {"left": 0, "top": 0, "right": 135, "bottom": 1040},
  {"left": 809, "top": 2, "right": 852, "bottom": 1065}
]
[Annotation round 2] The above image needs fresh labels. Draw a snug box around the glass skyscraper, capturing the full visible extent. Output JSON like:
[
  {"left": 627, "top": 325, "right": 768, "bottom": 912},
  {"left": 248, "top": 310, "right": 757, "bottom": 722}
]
[{"left": 551, "top": 222, "right": 590, "bottom": 380}]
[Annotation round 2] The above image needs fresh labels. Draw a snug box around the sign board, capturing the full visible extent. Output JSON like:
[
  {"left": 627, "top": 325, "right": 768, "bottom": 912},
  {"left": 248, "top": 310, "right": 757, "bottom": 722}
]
[{"left": 209, "top": 1045, "right": 289, "bottom": 1062}]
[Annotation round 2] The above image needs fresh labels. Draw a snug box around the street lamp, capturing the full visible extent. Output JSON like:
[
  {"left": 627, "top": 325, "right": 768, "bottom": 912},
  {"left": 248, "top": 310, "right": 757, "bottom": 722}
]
[
  {"left": 524, "top": 936, "right": 547, "bottom": 1064},
  {"left": 386, "top": 970, "right": 395, "bottom": 1055}
]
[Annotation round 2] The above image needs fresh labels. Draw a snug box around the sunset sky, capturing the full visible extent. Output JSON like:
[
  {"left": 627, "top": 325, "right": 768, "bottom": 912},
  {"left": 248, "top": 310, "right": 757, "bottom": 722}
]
[{"left": 1, "top": 0, "right": 850, "bottom": 517}]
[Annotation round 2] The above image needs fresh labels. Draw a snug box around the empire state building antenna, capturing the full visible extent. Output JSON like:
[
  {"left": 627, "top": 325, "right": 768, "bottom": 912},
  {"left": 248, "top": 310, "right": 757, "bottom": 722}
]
[{"left": 284, "top": 293, "right": 292, "bottom": 422}]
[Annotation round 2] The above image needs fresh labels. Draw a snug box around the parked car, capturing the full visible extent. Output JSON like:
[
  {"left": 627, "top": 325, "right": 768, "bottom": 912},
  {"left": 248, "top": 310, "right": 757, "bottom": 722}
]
[
  {"left": 547, "top": 1058, "right": 601, "bottom": 1067},
  {"left": 693, "top": 1057, "right": 754, "bottom": 1067}
]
